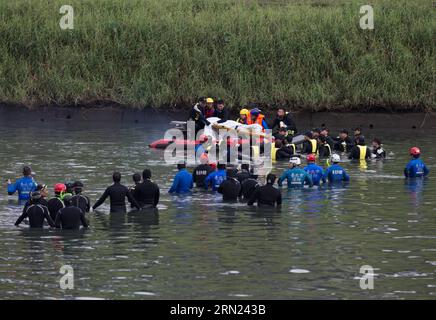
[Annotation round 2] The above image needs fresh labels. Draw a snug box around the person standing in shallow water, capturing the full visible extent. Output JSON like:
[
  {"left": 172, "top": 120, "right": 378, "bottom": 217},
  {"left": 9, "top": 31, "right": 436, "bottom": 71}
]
[
  {"left": 55, "top": 195, "right": 88, "bottom": 230},
  {"left": 15, "top": 191, "right": 54, "bottom": 228},
  {"left": 247, "top": 174, "right": 282, "bottom": 207},
  {"left": 7, "top": 166, "right": 37, "bottom": 203},
  {"left": 169, "top": 162, "right": 193, "bottom": 194},
  {"left": 404, "top": 147, "right": 429, "bottom": 178},
  {"left": 135, "top": 169, "right": 160, "bottom": 208},
  {"left": 92, "top": 172, "right": 141, "bottom": 213}
]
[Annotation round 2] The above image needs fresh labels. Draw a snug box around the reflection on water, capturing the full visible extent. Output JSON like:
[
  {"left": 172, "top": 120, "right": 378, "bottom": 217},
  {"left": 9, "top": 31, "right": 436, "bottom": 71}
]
[{"left": 0, "top": 119, "right": 435, "bottom": 299}]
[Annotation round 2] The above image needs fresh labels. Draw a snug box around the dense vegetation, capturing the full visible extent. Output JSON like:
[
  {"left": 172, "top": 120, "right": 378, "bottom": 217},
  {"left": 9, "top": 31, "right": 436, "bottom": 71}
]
[{"left": 0, "top": 0, "right": 434, "bottom": 111}]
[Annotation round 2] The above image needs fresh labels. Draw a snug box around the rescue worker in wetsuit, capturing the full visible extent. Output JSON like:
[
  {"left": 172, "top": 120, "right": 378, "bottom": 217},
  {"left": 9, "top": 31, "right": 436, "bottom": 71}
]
[
  {"left": 204, "top": 163, "right": 227, "bottom": 191},
  {"left": 271, "top": 108, "right": 297, "bottom": 137},
  {"left": 169, "top": 162, "right": 193, "bottom": 193},
  {"left": 323, "top": 154, "right": 350, "bottom": 183},
  {"left": 7, "top": 166, "right": 37, "bottom": 203},
  {"left": 236, "top": 163, "right": 251, "bottom": 184},
  {"left": 236, "top": 109, "right": 250, "bottom": 124},
  {"left": 371, "top": 138, "right": 386, "bottom": 159},
  {"left": 128, "top": 173, "right": 142, "bottom": 208},
  {"left": 55, "top": 195, "right": 88, "bottom": 230},
  {"left": 92, "top": 172, "right": 141, "bottom": 213},
  {"left": 135, "top": 169, "right": 160, "bottom": 207},
  {"left": 193, "top": 155, "right": 214, "bottom": 188},
  {"left": 15, "top": 191, "right": 55, "bottom": 228},
  {"left": 274, "top": 127, "right": 293, "bottom": 145},
  {"left": 320, "top": 127, "right": 335, "bottom": 148},
  {"left": 348, "top": 136, "right": 371, "bottom": 160},
  {"left": 247, "top": 174, "right": 282, "bottom": 207},
  {"left": 354, "top": 127, "right": 364, "bottom": 145},
  {"left": 274, "top": 139, "right": 295, "bottom": 161},
  {"left": 70, "top": 181, "right": 91, "bottom": 213},
  {"left": 23, "top": 183, "right": 49, "bottom": 214},
  {"left": 247, "top": 108, "right": 268, "bottom": 130},
  {"left": 404, "top": 147, "right": 429, "bottom": 178},
  {"left": 278, "top": 157, "right": 313, "bottom": 188},
  {"left": 188, "top": 97, "right": 211, "bottom": 134},
  {"left": 204, "top": 98, "right": 215, "bottom": 118},
  {"left": 240, "top": 175, "right": 259, "bottom": 202},
  {"left": 318, "top": 135, "right": 332, "bottom": 158},
  {"left": 47, "top": 183, "right": 66, "bottom": 221},
  {"left": 304, "top": 154, "right": 326, "bottom": 186},
  {"left": 213, "top": 99, "right": 229, "bottom": 123},
  {"left": 218, "top": 169, "right": 241, "bottom": 201},
  {"left": 302, "top": 131, "right": 318, "bottom": 154},
  {"left": 65, "top": 182, "right": 75, "bottom": 196},
  {"left": 334, "top": 129, "right": 354, "bottom": 153}
]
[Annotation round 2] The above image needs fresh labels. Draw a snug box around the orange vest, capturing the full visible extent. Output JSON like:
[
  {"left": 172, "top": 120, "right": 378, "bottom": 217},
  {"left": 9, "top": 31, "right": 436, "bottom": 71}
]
[{"left": 247, "top": 114, "right": 266, "bottom": 129}]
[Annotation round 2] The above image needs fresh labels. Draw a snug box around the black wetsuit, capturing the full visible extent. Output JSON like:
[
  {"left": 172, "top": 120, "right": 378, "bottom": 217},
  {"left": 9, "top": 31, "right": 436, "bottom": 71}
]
[
  {"left": 240, "top": 178, "right": 259, "bottom": 200},
  {"left": 70, "top": 194, "right": 91, "bottom": 213},
  {"left": 15, "top": 201, "right": 54, "bottom": 228},
  {"left": 214, "top": 108, "right": 229, "bottom": 122},
  {"left": 55, "top": 206, "right": 88, "bottom": 229},
  {"left": 134, "top": 179, "right": 160, "bottom": 207},
  {"left": 372, "top": 147, "right": 386, "bottom": 159},
  {"left": 128, "top": 183, "right": 140, "bottom": 208},
  {"left": 247, "top": 184, "right": 282, "bottom": 207},
  {"left": 318, "top": 144, "right": 332, "bottom": 158},
  {"left": 334, "top": 137, "right": 354, "bottom": 153},
  {"left": 273, "top": 133, "right": 293, "bottom": 145},
  {"left": 23, "top": 198, "right": 48, "bottom": 215},
  {"left": 218, "top": 178, "right": 241, "bottom": 201},
  {"left": 188, "top": 107, "right": 210, "bottom": 134},
  {"left": 348, "top": 145, "right": 371, "bottom": 160},
  {"left": 193, "top": 164, "right": 214, "bottom": 188},
  {"left": 93, "top": 183, "right": 140, "bottom": 213},
  {"left": 236, "top": 170, "right": 251, "bottom": 184},
  {"left": 47, "top": 197, "right": 65, "bottom": 221},
  {"left": 276, "top": 146, "right": 295, "bottom": 160},
  {"left": 271, "top": 114, "right": 298, "bottom": 136}
]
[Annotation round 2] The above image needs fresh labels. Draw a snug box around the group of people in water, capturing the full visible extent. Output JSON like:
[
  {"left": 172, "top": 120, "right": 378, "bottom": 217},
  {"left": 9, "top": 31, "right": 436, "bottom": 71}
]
[
  {"left": 189, "top": 97, "right": 387, "bottom": 161},
  {"left": 6, "top": 100, "right": 430, "bottom": 230}
]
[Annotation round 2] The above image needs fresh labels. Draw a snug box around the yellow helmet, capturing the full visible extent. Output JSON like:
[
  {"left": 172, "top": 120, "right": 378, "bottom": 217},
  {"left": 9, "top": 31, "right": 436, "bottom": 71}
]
[
  {"left": 239, "top": 108, "right": 250, "bottom": 116},
  {"left": 206, "top": 98, "right": 214, "bottom": 103}
]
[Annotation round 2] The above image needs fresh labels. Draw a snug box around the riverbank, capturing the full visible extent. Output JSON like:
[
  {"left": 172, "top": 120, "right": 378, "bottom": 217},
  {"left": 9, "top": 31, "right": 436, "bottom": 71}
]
[
  {"left": 0, "top": 0, "right": 434, "bottom": 111},
  {"left": 1, "top": 103, "right": 435, "bottom": 130}
]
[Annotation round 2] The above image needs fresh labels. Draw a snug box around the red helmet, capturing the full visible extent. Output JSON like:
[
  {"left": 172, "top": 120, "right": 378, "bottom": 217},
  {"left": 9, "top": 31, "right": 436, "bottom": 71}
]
[
  {"left": 54, "top": 183, "right": 66, "bottom": 193},
  {"left": 410, "top": 147, "right": 421, "bottom": 156},
  {"left": 209, "top": 162, "right": 217, "bottom": 170},
  {"left": 306, "top": 153, "right": 316, "bottom": 162}
]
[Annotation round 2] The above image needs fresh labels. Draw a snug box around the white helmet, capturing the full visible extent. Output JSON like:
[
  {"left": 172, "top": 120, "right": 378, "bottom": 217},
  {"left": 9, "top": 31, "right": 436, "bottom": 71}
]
[
  {"left": 331, "top": 154, "right": 341, "bottom": 163},
  {"left": 289, "top": 157, "right": 301, "bottom": 166}
]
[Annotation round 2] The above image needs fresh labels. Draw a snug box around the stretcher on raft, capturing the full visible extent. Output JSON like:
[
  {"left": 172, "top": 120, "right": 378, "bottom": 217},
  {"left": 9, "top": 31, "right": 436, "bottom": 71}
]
[{"left": 149, "top": 118, "right": 305, "bottom": 151}]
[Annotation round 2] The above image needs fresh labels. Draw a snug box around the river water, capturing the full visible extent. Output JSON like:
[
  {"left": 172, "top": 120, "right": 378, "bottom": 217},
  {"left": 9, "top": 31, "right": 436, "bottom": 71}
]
[{"left": 0, "top": 116, "right": 435, "bottom": 299}]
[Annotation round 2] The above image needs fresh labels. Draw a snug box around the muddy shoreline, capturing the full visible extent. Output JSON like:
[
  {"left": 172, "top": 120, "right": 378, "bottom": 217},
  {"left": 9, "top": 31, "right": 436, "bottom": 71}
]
[{"left": 0, "top": 103, "right": 434, "bottom": 130}]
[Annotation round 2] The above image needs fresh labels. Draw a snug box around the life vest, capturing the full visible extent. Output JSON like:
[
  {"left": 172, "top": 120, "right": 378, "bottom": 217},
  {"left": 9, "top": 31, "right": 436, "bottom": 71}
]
[
  {"left": 309, "top": 139, "right": 318, "bottom": 154},
  {"left": 324, "top": 143, "right": 332, "bottom": 156},
  {"left": 358, "top": 145, "right": 367, "bottom": 161},
  {"left": 247, "top": 114, "right": 266, "bottom": 129}
]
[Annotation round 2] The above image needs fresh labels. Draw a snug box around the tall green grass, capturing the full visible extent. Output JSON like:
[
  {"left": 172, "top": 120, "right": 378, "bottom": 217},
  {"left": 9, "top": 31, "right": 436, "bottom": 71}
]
[{"left": 0, "top": 0, "right": 434, "bottom": 110}]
